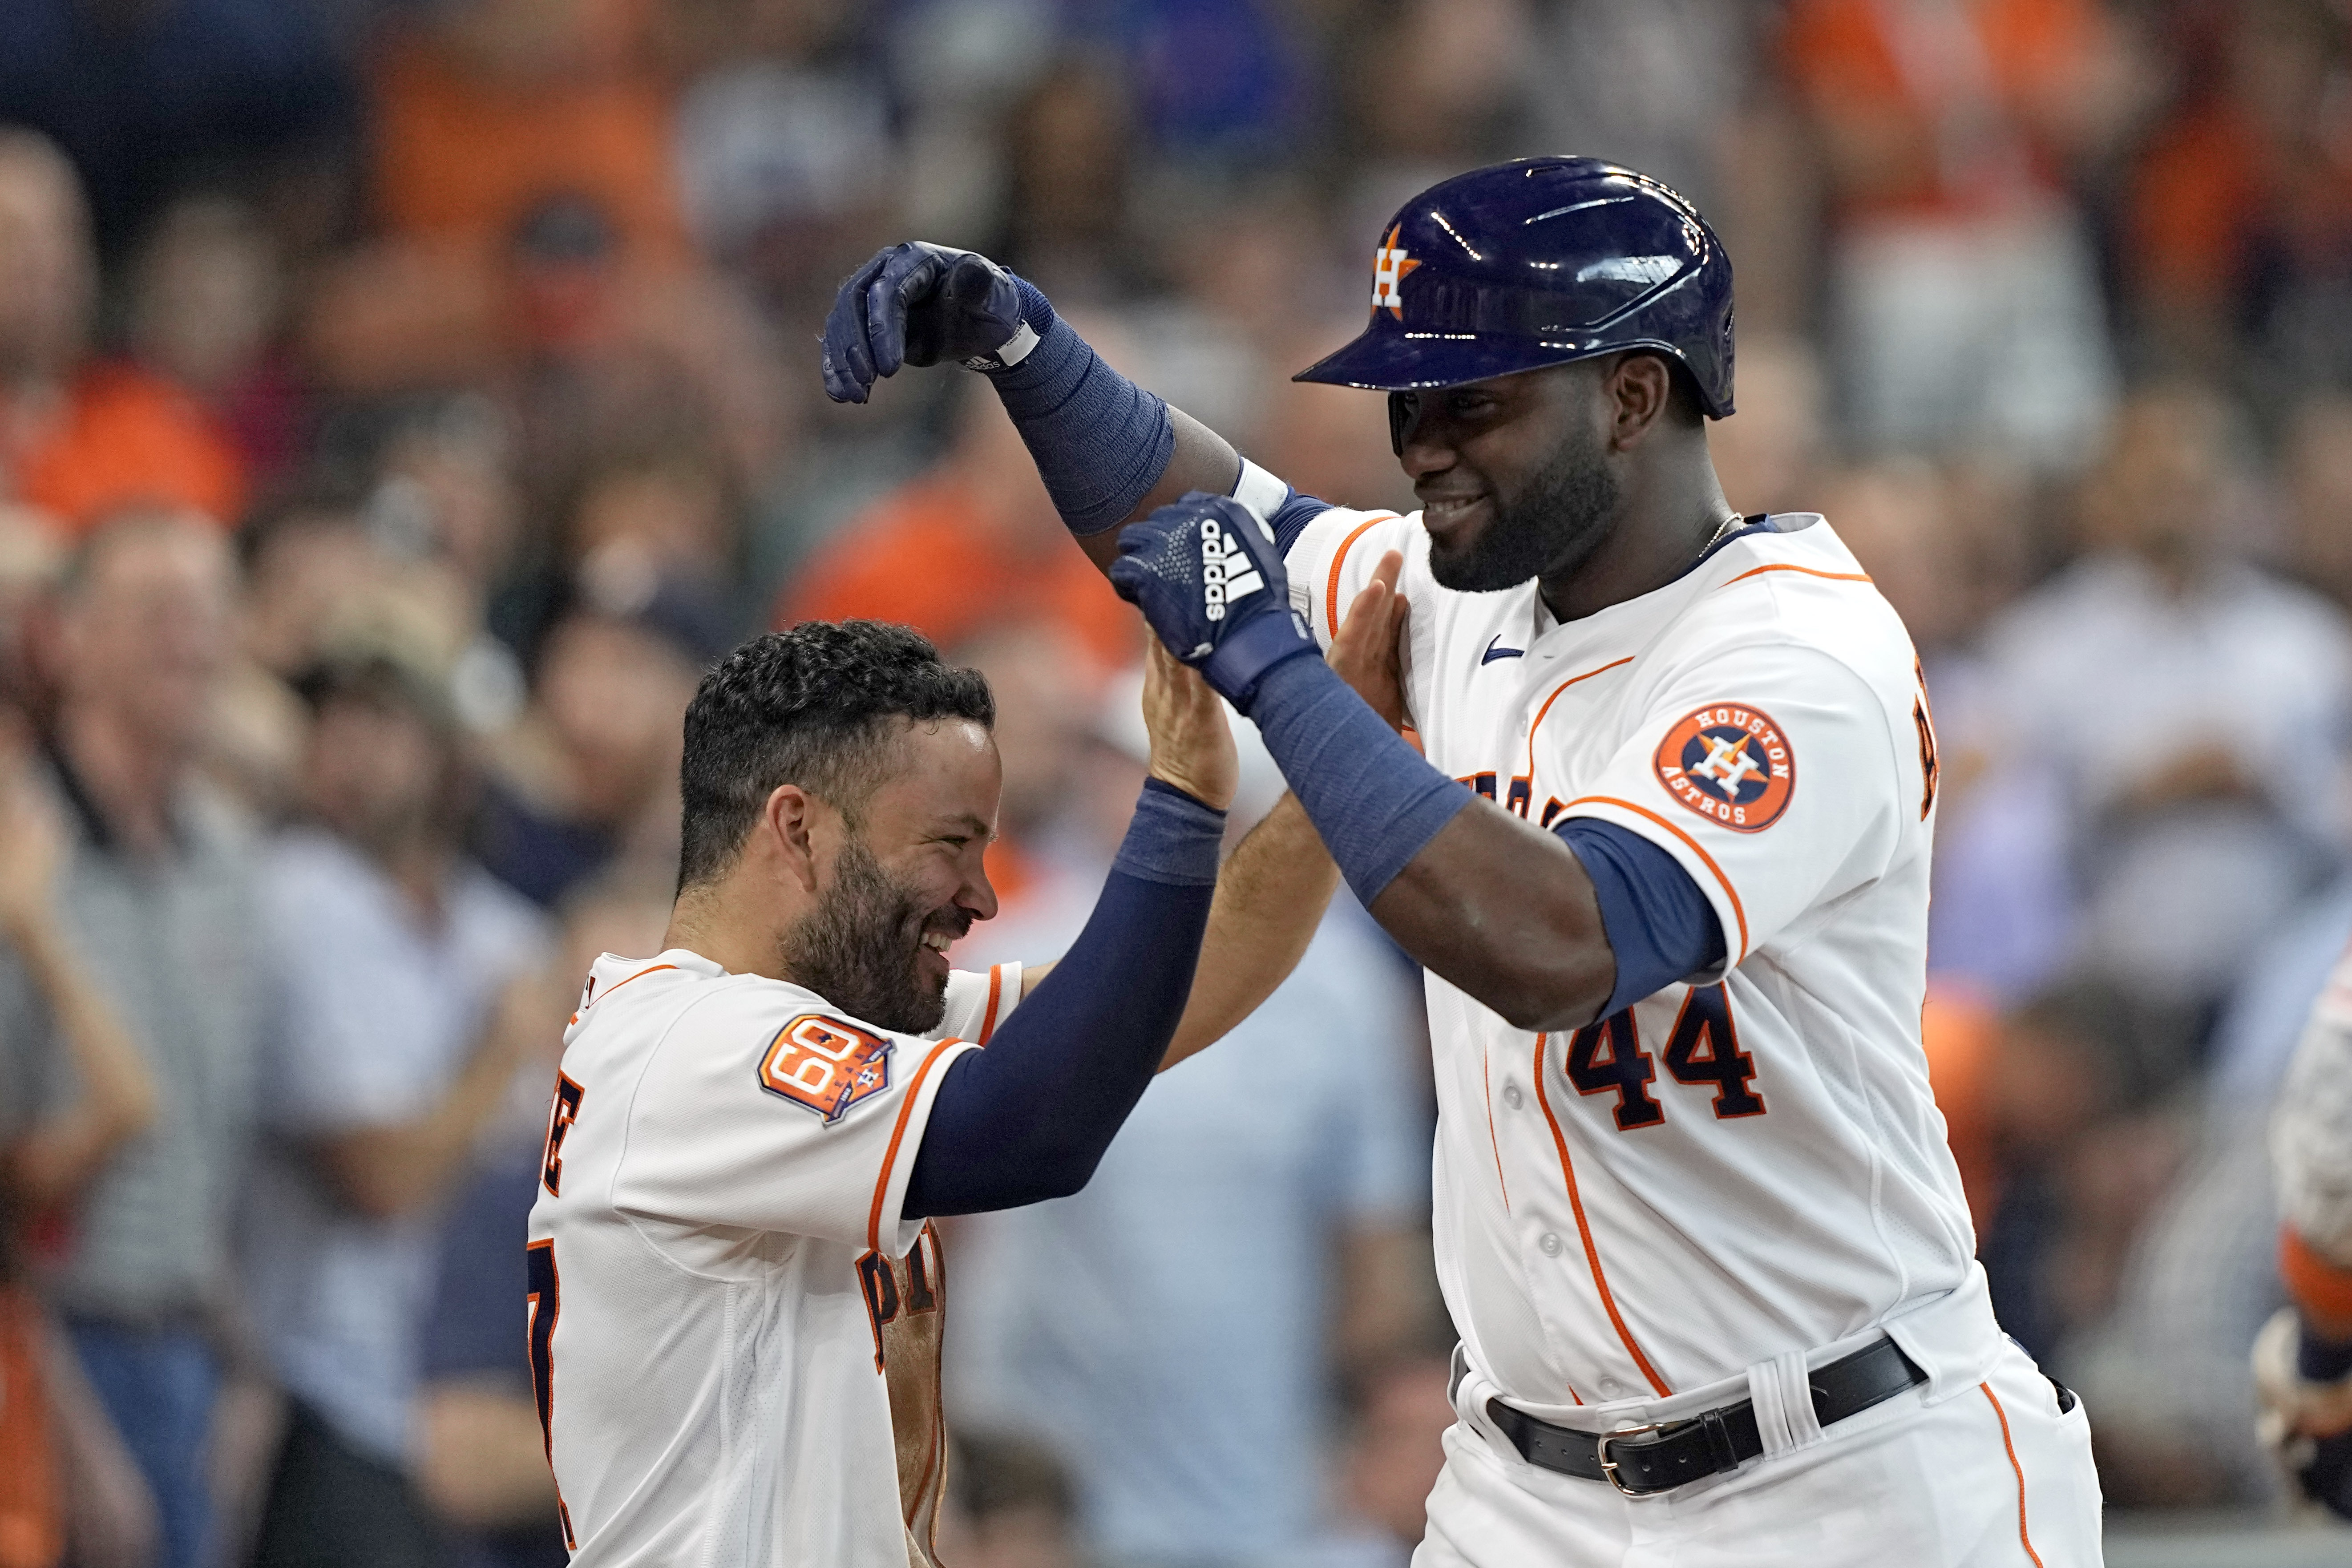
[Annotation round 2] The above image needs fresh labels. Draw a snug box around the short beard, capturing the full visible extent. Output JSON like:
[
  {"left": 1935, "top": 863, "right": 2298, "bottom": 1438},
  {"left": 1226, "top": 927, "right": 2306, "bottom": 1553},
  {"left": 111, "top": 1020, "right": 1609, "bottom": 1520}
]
[
  {"left": 778, "top": 837, "right": 962, "bottom": 1035},
  {"left": 1428, "top": 425, "right": 1622, "bottom": 594}
]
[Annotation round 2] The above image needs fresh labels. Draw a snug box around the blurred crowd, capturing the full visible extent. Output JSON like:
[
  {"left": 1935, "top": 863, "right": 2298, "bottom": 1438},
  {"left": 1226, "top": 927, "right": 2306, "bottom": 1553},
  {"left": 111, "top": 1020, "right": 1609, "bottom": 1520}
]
[{"left": 2, "top": 0, "right": 2352, "bottom": 1564}]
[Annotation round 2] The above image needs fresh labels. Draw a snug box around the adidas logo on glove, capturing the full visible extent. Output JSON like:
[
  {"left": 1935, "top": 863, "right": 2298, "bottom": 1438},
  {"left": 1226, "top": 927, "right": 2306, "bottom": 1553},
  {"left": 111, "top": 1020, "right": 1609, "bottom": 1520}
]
[{"left": 1199, "top": 516, "right": 1265, "bottom": 622}]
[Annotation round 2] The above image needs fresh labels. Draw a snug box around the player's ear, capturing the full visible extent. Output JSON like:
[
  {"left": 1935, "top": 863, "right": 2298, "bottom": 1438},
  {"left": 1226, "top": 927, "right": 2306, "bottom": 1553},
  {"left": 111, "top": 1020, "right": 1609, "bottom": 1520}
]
[
  {"left": 761, "top": 784, "right": 822, "bottom": 893},
  {"left": 1605, "top": 352, "right": 1672, "bottom": 449}
]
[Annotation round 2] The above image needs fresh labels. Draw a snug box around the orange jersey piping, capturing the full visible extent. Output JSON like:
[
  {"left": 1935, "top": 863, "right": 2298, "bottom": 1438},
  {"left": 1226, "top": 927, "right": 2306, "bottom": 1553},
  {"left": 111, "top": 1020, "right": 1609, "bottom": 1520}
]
[
  {"left": 1531, "top": 1032, "right": 1671, "bottom": 1398},
  {"left": 978, "top": 965, "right": 1006, "bottom": 1045},
  {"left": 1980, "top": 1382, "right": 2045, "bottom": 1568},
  {"left": 1722, "top": 564, "right": 1874, "bottom": 587},
  {"left": 1483, "top": 1052, "right": 1510, "bottom": 1211},
  {"left": 866, "top": 1040, "right": 962, "bottom": 1253},
  {"left": 1324, "top": 515, "right": 1396, "bottom": 639}
]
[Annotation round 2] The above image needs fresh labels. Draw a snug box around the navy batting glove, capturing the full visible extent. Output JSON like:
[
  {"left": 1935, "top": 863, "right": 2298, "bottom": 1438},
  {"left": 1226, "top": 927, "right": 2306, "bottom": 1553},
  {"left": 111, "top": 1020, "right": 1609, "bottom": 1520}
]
[
  {"left": 819, "top": 242, "right": 1041, "bottom": 404},
  {"left": 1109, "top": 493, "right": 1319, "bottom": 712}
]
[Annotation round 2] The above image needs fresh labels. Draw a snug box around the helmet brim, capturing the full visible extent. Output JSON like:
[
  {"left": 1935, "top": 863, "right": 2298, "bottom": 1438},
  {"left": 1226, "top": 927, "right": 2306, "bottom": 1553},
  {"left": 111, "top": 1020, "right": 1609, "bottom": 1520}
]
[
  {"left": 1291, "top": 324, "right": 1604, "bottom": 392},
  {"left": 1291, "top": 320, "right": 1734, "bottom": 417}
]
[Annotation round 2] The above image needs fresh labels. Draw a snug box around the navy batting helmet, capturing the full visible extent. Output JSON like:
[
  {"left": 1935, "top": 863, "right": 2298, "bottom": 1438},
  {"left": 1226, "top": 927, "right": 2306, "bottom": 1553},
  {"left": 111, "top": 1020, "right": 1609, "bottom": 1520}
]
[{"left": 1293, "top": 158, "right": 1734, "bottom": 419}]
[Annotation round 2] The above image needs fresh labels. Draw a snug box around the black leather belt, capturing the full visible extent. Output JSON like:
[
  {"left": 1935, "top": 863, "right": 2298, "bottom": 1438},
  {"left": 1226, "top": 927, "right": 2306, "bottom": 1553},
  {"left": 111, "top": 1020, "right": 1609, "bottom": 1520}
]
[{"left": 1481, "top": 1338, "right": 1927, "bottom": 1496}]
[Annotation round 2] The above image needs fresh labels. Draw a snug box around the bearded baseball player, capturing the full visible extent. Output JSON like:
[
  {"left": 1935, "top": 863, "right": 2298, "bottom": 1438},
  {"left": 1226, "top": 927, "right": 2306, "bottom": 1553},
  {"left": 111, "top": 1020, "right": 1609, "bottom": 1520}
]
[
  {"left": 823, "top": 158, "right": 2104, "bottom": 1564},
  {"left": 524, "top": 620, "right": 1374, "bottom": 1566}
]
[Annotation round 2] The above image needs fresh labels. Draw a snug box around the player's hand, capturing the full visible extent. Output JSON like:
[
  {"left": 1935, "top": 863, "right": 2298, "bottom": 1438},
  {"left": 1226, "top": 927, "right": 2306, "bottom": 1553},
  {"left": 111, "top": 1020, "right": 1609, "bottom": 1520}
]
[
  {"left": 1109, "top": 492, "right": 1318, "bottom": 713},
  {"left": 2254, "top": 1306, "right": 2352, "bottom": 1517},
  {"left": 1330, "top": 549, "right": 1410, "bottom": 733},
  {"left": 819, "top": 241, "right": 1030, "bottom": 404},
  {"left": 1140, "top": 640, "right": 1238, "bottom": 813}
]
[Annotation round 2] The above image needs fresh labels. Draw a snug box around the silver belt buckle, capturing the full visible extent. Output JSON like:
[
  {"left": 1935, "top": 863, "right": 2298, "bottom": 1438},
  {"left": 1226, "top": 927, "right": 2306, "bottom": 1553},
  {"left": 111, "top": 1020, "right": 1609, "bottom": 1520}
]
[{"left": 1595, "top": 1421, "right": 1669, "bottom": 1497}]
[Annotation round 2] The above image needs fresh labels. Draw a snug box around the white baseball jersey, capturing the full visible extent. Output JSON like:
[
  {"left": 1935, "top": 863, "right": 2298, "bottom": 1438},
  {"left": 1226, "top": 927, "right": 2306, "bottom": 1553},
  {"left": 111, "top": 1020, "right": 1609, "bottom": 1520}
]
[
  {"left": 1282, "top": 504, "right": 1978, "bottom": 1412},
  {"left": 525, "top": 948, "right": 1023, "bottom": 1567}
]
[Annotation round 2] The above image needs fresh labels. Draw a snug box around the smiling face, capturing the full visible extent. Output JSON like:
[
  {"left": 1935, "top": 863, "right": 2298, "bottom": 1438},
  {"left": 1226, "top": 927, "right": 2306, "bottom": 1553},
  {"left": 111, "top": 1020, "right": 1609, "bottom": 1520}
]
[
  {"left": 1394, "top": 360, "right": 1625, "bottom": 593},
  {"left": 780, "top": 717, "right": 1002, "bottom": 1035}
]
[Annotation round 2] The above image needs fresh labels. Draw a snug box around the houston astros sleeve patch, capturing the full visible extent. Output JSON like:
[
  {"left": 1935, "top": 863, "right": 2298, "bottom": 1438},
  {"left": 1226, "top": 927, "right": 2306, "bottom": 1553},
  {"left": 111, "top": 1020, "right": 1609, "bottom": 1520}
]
[
  {"left": 1653, "top": 703, "right": 1795, "bottom": 832},
  {"left": 759, "top": 1014, "right": 894, "bottom": 1123}
]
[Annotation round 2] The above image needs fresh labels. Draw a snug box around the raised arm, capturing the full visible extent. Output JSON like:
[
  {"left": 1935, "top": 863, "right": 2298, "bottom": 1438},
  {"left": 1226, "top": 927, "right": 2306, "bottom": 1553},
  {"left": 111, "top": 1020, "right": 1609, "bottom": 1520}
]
[
  {"left": 0, "top": 764, "right": 158, "bottom": 1213},
  {"left": 819, "top": 242, "right": 1245, "bottom": 575},
  {"left": 901, "top": 643, "right": 1235, "bottom": 1218}
]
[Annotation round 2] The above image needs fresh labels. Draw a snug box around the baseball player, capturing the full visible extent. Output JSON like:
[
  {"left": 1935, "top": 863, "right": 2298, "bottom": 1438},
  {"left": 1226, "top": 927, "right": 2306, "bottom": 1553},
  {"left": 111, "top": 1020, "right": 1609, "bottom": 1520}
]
[
  {"left": 2257, "top": 942, "right": 2352, "bottom": 1516},
  {"left": 823, "top": 158, "right": 2104, "bottom": 1564},
  {"left": 525, "top": 620, "right": 1371, "bottom": 1567}
]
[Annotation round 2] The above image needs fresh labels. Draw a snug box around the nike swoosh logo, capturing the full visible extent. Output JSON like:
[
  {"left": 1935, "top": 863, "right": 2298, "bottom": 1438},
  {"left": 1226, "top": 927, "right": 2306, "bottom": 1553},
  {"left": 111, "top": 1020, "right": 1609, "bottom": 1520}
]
[{"left": 1482, "top": 635, "right": 1524, "bottom": 665}]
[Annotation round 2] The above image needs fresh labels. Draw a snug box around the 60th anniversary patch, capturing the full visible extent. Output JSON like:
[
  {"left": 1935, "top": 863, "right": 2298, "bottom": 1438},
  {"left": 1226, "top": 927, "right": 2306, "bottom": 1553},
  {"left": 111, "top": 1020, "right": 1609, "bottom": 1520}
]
[{"left": 1654, "top": 703, "right": 1795, "bottom": 832}]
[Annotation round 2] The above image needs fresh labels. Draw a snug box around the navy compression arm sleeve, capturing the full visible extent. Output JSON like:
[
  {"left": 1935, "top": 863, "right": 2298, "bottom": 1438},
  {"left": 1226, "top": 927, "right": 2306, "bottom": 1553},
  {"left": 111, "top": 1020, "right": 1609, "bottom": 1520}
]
[
  {"left": 903, "top": 779, "right": 1223, "bottom": 1218},
  {"left": 984, "top": 279, "right": 1181, "bottom": 535},
  {"left": 1556, "top": 820, "right": 1726, "bottom": 1015},
  {"left": 1243, "top": 652, "right": 1472, "bottom": 904}
]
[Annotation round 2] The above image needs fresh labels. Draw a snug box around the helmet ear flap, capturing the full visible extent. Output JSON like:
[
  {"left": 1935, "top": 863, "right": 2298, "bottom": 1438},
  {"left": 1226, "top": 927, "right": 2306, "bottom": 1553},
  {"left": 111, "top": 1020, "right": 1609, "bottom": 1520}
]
[{"left": 1388, "top": 391, "right": 1416, "bottom": 457}]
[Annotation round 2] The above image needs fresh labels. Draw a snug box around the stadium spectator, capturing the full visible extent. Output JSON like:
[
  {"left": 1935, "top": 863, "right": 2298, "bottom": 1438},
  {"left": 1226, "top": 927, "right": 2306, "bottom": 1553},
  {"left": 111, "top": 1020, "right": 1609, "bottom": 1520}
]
[
  {"left": 1979, "top": 382, "right": 2352, "bottom": 1014},
  {"left": 0, "top": 719, "right": 159, "bottom": 1568},
  {"left": 474, "top": 597, "right": 709, "bottom": 909},
  {"left": 560, "top": 441, "right": 740, "bottom": 618},
  {"left": 2283, "top": 390, "right": 2352, "bottom": 613},
  {"left": 2123, "top": 0, "right": 2352, "bottom": 392},
  {"left": 2062, "top": 877, "right": 2352, "bottom": 1508},
  {"left": 0, "top": 133, "right": 246, "bottom": 533},
  {"left": 1524, "top": 0, "right": 1762, "bottom": 221},
  {"left": 1782, "top": 0, "right": 2126, "bottom": 465},
  {"left": 368, "top": 0, "right": 685, "bottom": 267},
  {"left": 126, "top": 193, "right": 306, "bottom": 486},
  {"left": 241, "top": 638, "right": 552, "bottom": 1567},
  {"left": 4, "top": 510, "right": 261, "bottom": 1568},
  {"left": 1968, "top": 977, "right": 2197, "bottom": 1366}
]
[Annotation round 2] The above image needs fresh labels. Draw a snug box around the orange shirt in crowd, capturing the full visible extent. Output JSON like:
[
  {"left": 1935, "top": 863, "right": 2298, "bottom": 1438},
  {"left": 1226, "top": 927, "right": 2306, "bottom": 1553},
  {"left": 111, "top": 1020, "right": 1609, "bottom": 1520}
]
[
  {"left": 0, "top": 1286, "right": 58, "bottom": 1568},
  {"left": 11, "top": 362, "right": 246, "bottom": 533},
  {"left": 370, "top": 27, "right": 686, "bottom": 264},
  {"left": 775, "top": 478, "right": 1143, "bottom": 673},
  {"left": 1783, "top": 0, "right": 2107, "bottom": 222},
  {"left": 1919, "top": 977, "right": 2003, "bottom": 1239},
  {"left": 2128, "top": 98, "right": 2352, "bottom": 315}
]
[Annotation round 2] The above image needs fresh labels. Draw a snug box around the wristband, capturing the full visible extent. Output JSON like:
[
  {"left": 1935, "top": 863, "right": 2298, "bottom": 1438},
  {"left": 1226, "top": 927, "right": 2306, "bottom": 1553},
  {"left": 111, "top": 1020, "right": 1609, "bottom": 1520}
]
[{"left": 1112, "top": 776, "right": 1226, "bottom": 887}]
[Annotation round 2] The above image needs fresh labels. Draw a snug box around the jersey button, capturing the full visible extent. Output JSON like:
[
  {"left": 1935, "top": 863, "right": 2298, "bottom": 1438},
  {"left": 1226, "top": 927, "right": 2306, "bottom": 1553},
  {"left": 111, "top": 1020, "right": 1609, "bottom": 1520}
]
[
  {"left": 1539, "top": 1232, "right": 1564, "bottom": 1257},
  {"left": 1599, "top": 1377, "right": 1629, "bottom": 1398},
  {"left": 1502, "top": 1083, "right": 1524, "bottom": 1110}
]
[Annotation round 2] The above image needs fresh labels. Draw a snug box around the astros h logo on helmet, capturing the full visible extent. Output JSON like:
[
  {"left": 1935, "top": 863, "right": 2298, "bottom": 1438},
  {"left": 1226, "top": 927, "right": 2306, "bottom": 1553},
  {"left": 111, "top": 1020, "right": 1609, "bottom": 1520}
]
[
  {"left": 1653, "top": 703, "right": 1795, "bottom": 832},
  {"left": 1372, "top": 225, "right": 1420, "bottom": 319}
]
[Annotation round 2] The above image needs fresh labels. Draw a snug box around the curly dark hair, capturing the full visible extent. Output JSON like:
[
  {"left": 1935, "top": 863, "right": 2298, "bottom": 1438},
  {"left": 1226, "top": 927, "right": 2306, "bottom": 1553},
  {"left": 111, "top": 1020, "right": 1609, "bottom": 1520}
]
[{"left": 677, "top": 621, "right": 994, "bottom": 890}]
